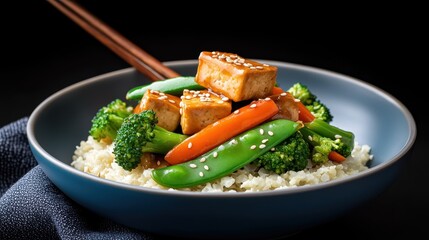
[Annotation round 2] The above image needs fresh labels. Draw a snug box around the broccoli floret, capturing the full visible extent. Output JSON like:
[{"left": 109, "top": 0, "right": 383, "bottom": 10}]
[
  {"left": 113, "top": 110, "right": 187, "bottom": 171},
  {"left": 89, "top": 99, "right": 133, "bottom": 141},
  {"left": 287, "top": 82, "right": 333, "bottom": 123},
  {"left": 306, "top": 100, "right": 333, "bottom": 123},
  {"left": 254, "top": 132, "right": 310, "bottom": 174},
  {"left": 287, "top": 82, "right": 316, "bottom": 105},
  {"left": 300, "top": 126, "right": 353, "bottom": 164}
]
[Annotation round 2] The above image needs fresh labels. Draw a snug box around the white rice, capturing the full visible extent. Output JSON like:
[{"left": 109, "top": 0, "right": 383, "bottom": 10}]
[{"left": 71, "top": 136, "right": 373, "bottom": 192}]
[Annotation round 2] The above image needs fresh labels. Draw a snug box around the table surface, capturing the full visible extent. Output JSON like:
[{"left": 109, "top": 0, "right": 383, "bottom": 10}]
[{"left": 1, "top": 1, "right": 426, "bottom": 239}]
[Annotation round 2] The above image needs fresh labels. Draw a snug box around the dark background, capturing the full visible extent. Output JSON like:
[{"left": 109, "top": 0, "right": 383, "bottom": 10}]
[{"left": 1, "top": 1, "right": 425, "bottom": 239}]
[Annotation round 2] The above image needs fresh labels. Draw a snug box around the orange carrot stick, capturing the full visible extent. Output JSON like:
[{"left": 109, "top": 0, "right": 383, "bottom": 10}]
[
  {"left": 271, "top": 86, "right": 285, "bottom": 95},
  {"left": 296, "top": 100, "right": 315, "bottom": 122},
  {"left": 328, "top": 151, "right": 346, "bottom": 162},
  {"left": 164, "top": 99, "right": 279, "bottom": 165}
]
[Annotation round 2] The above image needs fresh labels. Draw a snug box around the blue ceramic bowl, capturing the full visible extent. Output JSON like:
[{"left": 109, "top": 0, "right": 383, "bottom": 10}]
[{"left": 27, "top": 60, "right": 416, "bottom": 239}]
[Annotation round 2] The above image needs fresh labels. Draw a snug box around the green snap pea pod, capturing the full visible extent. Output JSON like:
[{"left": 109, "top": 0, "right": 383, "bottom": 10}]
[
  {"left": 152, "top": 119, "right": 301, "bottom": 189},
  {"left": 126, "top": 76, "right": 205, "bottom": 100},
  {"left": 304, "top": 119, "right": 354, "bottom": 149}
]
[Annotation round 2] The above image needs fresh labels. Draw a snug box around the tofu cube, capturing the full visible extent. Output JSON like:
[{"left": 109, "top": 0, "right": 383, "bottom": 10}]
[
  {"left": 195, "top": 51, "right": 277, "bottom": 102},
  {"left": 135, "top": 89, "right": 181, "bottom": 131},
  {"left": 180, "top": 89, "right": 232, "bottom": 135}
]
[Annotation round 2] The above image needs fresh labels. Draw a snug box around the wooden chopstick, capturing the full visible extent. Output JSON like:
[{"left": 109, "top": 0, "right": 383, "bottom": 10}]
[{"left": 47, "top": 0, "right": 180, "bottom": 81}]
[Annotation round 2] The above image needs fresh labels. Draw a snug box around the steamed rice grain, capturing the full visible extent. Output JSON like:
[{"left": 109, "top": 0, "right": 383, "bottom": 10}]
[{"left": 71, "top": 136, "right": 372, "bottom": 192}]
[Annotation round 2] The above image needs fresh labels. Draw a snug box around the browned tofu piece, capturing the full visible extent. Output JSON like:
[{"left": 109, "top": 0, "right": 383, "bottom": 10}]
[
  {"left": 195, "top": 51, "right": 277, "bottom": 102},
  {"left": 134, "top": 89, "right": 181, "bottom": 131},
  {"left": 180, "top": 89, "right": 232, "bottom": 135}
]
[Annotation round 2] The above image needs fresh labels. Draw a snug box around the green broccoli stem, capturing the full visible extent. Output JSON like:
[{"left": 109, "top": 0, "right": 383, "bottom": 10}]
[
  {"left": 304, "top": 119, "right": 354, "bottom": 149},
  {"left": 142, "top": 126, "right": 188, "bottom": 154}
]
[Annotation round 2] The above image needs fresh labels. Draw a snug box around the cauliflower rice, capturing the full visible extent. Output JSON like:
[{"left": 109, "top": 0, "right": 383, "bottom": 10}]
[{"left": 71, "top": 136, "right": 373, "bottom": 192}]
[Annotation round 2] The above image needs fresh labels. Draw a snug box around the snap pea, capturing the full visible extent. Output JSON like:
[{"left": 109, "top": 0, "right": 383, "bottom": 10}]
[
  {"left": 126, "top": 76, "right": 205, "bottom": 100},
  {"left": 304, "top": 119, "right": 354, "bottom": 149},
  {"left": 152, "top": 119, "right": 301, "bottom": 189}
]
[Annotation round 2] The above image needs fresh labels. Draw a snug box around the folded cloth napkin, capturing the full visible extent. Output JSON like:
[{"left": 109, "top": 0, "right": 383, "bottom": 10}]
[{"left": 0, "top": 118, "right": 154, "bottom": 240}]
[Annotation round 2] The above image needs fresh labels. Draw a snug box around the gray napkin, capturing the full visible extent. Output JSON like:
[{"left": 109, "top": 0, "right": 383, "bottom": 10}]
[{"left": 0, "top": 118, "right": 154, "bottom": 240}]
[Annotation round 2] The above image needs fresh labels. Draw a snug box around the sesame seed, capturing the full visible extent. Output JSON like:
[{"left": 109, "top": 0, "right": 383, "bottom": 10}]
[
  {"left": 204, "top": 165, "right": 209, "bottom": 170},
  {"left": 263, "top": 64, "right": 269, "bottom": 66},
  {"left": 190, "top": 164, "right": 197, "bottom": 168},
  {"left": 159, "top": 92, "right": 165, "bottom": 96},
  {"left": 200, "top": 157, "right": 206, "bottom": 163},
  {"left": 262, "top": 139, "right": 269, "bottom": 143},
  {"left": 221, "top": 97, "right": 229, "bottom": 101},
  {"left": 294, "top": 99, "right": 301, "bottom": 102},
  {"left": 256, "top": 66, "right": 264, "bottom": 69},
  {"left": 158, "top": 96, "right": 167, "bottom": 100},
  {"left": 179, "top": 102, "right": 184, "bottom": 107},
  {"left": 169, "top": 99, "right": 176, "bottom": 103},
  {"left": 234, "top": 110, "right": 240, "bottom": 114},
  {"left": 280, "top": 92, "right": 287, "bottom": 96},
  {"left": 188, "top": 142, "right": 193, "bottom": 148},
  {"left": 250, "top": 66, "right": 256, "bottom": 70},
  {"left": 180, "top": 96, "right": 185, "bottom": 99},
  {"left": 218, "top": 100, "right": 224, "bottom": 104},
  {"left": 213, "top": 152, "right": 218, "bottom": 158},
  {"left": 268, "top": 131, "right": 274, "bottom": 136},
  {"left": 335, "top": 134, "right": 342, "bottom": 139},
  {"left": 212, "top": 51, "right": 217, "bottom": 54},
  {"left": 308, "top": 135, "right": 313, "bottom": 141},
  {"left": 179, "top": 108, "right": 183, "bottom": 115},
  {"left": 185, "top": 96, "right": 192, "bottom": 100},
  {"left": 199, "top": 172, "right": 204, "bottom": 177},
  {"left": 265, "top": 97, "right": 271, "bottom": 101},
  {"left": 231, "top": 139, "right": 238, "bottom": 144},
  {"left": 259, "top": 129, "right": 264, "bottom": 135},
  {"left": 259, "top": 144, "right": 266, "bottom": 149},
  {"left": 183, "top": 89, "right": 189, "bottom": 93},
  {"left": 250, "top": 103, "right": 257, "bottom": 108},
  {"left": 250, "top": 145, "right": 257, "bottom": 150}
]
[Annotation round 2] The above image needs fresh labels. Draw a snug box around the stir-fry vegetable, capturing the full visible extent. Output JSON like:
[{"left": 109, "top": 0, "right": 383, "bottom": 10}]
[
  {"left": 152, "top": 119, "right": 301, "bottom": 188},
  {"left": 288, "top": 83, "right": 333, "bottom": 123},
  {"left": 89, "top": 99, "right": 133, "bottom": 142},
  {"left": 300, "top": 124, "right": 354, "bottom": 164},
  {"left": 270, "top": 86, "right": 351, "bottom": 162},
  {"left": 164, "top": 98, "right": 279, "bottom": 165},
  {"left": 126, "top": 76, "right": 205, "bottom": 100},
  {"left": 113, "top": 110, "right": 187, "bottom": 171},
  {"left": 253, "top": 131, "right": 310, "bottom": 174}
]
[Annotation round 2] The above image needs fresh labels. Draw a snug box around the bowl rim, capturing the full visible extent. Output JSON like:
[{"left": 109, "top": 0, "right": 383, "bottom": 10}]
[{"left": 27, "top": 59, "right": 417, "bottom": 198}]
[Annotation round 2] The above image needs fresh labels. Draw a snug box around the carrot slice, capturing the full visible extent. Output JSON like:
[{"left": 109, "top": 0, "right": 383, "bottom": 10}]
[
  {"left": 328, "top": 151, "right": 346, "bottom": 162},
  {"left": 296, "top": 100, "right": 315, "bottom": 122},
  {"left": 164, "top": 99, "right": 279, "bottom": 165},
  {"left": 271, "top": 86, "right": 285, "bottom": 95}
]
